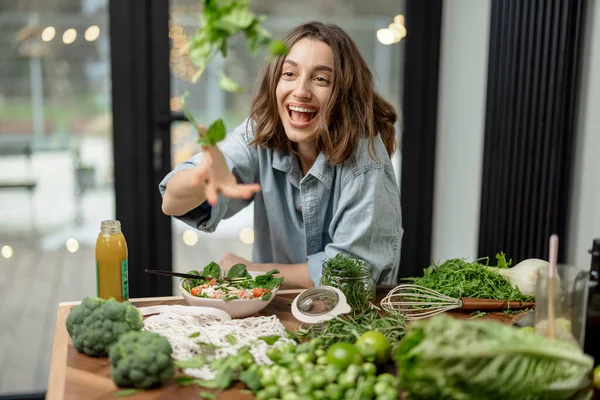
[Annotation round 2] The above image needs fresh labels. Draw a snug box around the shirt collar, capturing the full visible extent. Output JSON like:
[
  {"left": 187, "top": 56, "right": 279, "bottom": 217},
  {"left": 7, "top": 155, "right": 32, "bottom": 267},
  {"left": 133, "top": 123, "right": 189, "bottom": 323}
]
[{"left": 272, "top": 149, "right": 333, "bottom": 189}]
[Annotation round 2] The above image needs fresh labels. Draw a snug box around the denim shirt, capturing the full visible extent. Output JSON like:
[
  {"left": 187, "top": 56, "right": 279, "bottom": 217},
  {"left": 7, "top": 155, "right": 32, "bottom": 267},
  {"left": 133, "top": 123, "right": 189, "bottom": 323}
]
[{"left": 158, "top": 120, "right": 403, "bottom": 285}]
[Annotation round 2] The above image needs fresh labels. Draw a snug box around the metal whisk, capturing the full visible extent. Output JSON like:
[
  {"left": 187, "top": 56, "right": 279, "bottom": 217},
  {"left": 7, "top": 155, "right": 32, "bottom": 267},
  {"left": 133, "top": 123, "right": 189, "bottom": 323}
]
[{"left": 381, "top": 284, "right": 535, "bottom": 320}]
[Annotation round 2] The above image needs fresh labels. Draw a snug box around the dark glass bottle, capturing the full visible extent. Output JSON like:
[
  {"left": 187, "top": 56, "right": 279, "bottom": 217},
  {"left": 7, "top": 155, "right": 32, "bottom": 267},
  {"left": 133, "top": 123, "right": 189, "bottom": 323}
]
[{"left": 584, "top": 239, "right": 600, "bottom": 366}]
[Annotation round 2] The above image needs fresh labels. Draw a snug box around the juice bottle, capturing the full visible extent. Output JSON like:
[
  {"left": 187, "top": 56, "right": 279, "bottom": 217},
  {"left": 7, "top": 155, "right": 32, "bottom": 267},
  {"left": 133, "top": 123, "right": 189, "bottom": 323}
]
[{"left": 95, "top": 219, "right": 129, "bottom": 301}]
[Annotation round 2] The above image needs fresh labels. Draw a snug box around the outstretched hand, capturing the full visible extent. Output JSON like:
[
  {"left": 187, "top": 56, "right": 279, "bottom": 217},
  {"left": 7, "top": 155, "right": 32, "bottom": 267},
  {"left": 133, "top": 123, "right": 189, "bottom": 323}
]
[{"left": 190, "top": 145, "right": 261, "bottom": 206}]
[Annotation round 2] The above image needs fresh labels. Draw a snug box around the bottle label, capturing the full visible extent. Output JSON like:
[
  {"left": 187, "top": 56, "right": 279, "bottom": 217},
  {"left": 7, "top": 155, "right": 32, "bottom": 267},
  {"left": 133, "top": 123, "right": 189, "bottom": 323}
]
[{"left": 122, "top": 260, "right": 129, "bottom": 300}]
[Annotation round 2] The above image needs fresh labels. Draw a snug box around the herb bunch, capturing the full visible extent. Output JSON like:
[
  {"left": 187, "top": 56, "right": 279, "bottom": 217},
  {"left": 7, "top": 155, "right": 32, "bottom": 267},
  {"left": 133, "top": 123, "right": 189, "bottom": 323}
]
[
  {"left": 296, "top": 305, "right": 406, "bottom": 350},
  {"left": 320, "top": 253, "right": 376, "bottom": 310},
  {"left": 405, "top": 253, "right": 533, "bottom": 302}
]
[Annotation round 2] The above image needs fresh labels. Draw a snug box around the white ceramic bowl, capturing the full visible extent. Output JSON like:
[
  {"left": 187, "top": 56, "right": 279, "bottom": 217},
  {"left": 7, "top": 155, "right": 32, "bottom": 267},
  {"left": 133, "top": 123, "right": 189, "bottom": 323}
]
[{"left": 179, "top": 270, "right": 279, "bottom": 319}]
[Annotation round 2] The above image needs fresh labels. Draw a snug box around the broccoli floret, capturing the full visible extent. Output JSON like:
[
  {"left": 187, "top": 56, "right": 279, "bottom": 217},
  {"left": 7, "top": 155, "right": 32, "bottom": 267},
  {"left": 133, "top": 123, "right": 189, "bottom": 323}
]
[
  {"left": 65, "top": 297, "right": 144, "bottom": 357},
  {"left": 109, "top": 330, "right": 175, "bottom": 389}
]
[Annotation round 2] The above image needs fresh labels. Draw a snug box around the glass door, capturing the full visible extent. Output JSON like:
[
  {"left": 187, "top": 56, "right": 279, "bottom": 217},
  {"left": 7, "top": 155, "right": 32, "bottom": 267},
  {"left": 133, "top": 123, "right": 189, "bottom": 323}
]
[
  {"left": 0, "top": 0, "right": 113, "bottom": 395},
  {"left": 166, "top": 0, "right": 406, "bottom": 293}
]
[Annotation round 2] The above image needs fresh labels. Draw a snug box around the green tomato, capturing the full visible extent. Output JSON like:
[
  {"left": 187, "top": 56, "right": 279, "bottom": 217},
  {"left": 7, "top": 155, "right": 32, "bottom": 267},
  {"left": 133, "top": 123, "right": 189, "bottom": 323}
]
[
  {"left": 326, "top": 343, "right": 363, "bottom": 370},
  {"left": 315, "top": 349, "right": 326, "bottom": 358},
  {"left": 355, "top": 331, "right": 391, "bottom": 365},
  {"left": 594, "top": 365, "right": 600, "bottom": 389},
  {"left": 313, "top": 390, "right": 326, "bottom": 400},
  {"left": 317, "top": 355, "right": 328, "bottom": 365}
]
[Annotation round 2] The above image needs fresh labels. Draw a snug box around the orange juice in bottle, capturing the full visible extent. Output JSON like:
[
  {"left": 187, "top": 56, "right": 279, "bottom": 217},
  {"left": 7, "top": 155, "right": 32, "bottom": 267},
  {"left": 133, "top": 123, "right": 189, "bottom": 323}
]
[{"left": 95, "top": 220, "right": 129, "bottom": 301}]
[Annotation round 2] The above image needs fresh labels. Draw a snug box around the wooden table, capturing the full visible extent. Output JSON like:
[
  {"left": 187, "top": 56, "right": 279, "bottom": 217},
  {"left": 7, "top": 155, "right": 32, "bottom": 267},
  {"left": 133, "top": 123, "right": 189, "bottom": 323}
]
[{"left": 46, "top": 288, "right": 530, "bottom": 400}]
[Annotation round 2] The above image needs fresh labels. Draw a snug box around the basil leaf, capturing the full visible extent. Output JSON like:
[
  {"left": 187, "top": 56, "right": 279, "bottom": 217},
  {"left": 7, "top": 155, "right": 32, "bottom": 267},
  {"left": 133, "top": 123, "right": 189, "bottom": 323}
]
[
  {"left": 201, "top": 261, "right": 221, "bottom": 279},
  {"left": 227, "top": 263, "right": 251, "bottom": 279},
  {"left": 175, "top": 355, "right": 207, "bottom": 369},
  {"left": 198, "top": 119, "right": 226, "bottom": 147},
  {"left": 258, "top": 335, "right": 280, "bottom": 345}
]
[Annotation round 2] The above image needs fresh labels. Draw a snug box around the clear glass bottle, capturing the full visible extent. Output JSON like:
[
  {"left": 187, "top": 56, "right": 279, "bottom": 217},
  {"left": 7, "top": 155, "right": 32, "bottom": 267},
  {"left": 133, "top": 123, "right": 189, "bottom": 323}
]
[
  {"left": 320, "top": 256, "right": 376, "bottom": 310},
  {"left": 95, "top": 220, "right": 129, "bottom": 301}
]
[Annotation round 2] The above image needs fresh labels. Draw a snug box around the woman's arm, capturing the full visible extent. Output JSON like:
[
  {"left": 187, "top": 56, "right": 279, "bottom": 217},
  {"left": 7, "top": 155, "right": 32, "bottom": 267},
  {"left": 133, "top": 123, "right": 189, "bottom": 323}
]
[
  {"left": 162, "top": 145, "right": 260, "bottom": 216},
  {"left": 161, "top": 161, "right": 209, "bottom": 216}
]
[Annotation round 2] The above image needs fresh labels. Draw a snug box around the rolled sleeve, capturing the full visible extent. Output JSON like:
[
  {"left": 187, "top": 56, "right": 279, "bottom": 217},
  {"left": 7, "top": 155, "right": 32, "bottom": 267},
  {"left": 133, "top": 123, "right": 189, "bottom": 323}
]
[
  {"left": 324, "top": 165, "right": 403, "bottom": 285},
  {"left": 157, "top": 120, "right": 258, "bottom": 232},
  {"left": 307, "top": 251, "right": 326, "bottom": 285}
]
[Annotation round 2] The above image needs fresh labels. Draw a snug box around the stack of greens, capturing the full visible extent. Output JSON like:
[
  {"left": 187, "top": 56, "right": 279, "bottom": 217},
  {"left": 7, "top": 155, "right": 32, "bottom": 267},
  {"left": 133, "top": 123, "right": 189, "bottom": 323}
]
[{"left": 405, "top": 253, "right": 533, "bottom": 303}]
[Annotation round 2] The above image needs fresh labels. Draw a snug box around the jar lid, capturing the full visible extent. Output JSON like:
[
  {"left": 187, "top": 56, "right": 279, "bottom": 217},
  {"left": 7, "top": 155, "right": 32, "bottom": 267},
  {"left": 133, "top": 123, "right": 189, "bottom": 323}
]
[{"left": 291, "top": 285, "right": 351, "bottom": 324}]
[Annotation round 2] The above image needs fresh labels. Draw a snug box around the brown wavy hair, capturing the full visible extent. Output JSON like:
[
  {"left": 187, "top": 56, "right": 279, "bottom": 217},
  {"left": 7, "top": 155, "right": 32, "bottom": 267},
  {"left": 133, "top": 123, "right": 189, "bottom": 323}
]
[{"left": 248, "top": 21, "right": 398, "bottom": 165}]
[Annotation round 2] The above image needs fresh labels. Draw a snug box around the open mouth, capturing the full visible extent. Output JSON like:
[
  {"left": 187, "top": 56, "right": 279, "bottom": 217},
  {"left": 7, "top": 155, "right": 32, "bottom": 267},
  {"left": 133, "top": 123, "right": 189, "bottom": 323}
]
[{"left": 287, "top": 105, "right": 318, "bottom": 124}]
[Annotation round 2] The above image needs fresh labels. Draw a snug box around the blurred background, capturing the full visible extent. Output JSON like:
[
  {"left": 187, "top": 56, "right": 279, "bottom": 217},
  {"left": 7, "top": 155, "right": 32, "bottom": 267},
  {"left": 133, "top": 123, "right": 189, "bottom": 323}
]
[
  {"left": 1, "top": 0, "right": 599, "bottom": 397},
  {"left": 0, "top": 0, "right": 405, "bottom": 395}
]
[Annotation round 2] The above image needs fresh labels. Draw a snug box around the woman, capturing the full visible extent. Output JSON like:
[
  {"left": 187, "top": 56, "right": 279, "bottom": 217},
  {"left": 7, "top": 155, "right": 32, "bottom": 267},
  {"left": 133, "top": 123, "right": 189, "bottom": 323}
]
[{"left": 160, "top": 21, "right": 403, "bottom": 288}]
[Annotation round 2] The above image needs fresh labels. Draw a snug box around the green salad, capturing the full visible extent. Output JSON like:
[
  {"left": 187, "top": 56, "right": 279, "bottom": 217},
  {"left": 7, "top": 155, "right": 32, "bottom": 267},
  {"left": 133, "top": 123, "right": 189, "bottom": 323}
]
[{"left": 181, "top": 262, "right": 283, "bottom": 301}]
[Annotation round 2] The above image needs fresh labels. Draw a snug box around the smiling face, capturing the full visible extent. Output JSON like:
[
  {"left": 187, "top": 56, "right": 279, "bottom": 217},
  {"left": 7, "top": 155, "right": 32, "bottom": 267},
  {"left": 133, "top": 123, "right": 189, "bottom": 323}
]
[{"left": 275, "top": 38, "right": 334, "bottom": 148}]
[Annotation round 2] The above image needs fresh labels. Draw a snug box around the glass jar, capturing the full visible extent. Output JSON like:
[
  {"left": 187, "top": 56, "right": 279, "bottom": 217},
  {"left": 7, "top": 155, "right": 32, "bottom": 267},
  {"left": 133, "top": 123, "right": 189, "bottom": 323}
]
[{"left": 320, "top": 255, "right": 376, "bottom": 310}]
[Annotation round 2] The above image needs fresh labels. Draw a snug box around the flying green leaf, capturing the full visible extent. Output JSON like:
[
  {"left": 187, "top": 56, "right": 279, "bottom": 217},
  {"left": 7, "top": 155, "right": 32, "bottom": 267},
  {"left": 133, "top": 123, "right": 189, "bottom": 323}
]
[
  {"left": 198, "top": 119, "right": 226, "bottom": 147},
  {"left": 269, "top": 40, "right": 289, "bottom": 56},
  {"left": 218, "top": 70, "right": 244, "bottom": 93}
]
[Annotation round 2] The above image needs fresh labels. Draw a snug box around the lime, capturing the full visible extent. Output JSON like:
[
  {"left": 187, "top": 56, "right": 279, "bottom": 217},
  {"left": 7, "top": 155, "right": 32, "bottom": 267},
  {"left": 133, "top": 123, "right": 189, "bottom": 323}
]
[
  {"left": 356, "top": 331, "right": 391, "bottom": 364},
  {"left": 594, "top": 365, "right": 600, "bottom": 389},
  {"left": 325, "top": 343, "right": 362, "bottom": 370}
]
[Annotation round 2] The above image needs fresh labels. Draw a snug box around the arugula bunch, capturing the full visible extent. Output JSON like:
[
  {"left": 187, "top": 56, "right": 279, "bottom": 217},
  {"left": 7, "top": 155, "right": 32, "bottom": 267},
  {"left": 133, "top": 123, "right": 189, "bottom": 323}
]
[
  {"left": 180, "top": 0, "right": 289, "bottom": 147},
  {"left": 405, "top": 253, "right": 533, "bottom": 302}
]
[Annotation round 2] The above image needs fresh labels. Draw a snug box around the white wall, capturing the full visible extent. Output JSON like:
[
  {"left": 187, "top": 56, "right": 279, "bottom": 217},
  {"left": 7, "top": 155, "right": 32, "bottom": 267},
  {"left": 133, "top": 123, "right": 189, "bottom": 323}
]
[
  {"left": 432, "top": 0, "right": 600, "bottom": 268},
  {"left": 566, "top": 0, "right": 600, "bottom": 270},
  {"left": 431, "top": 0, "right": 491, "bottom": 262}
]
